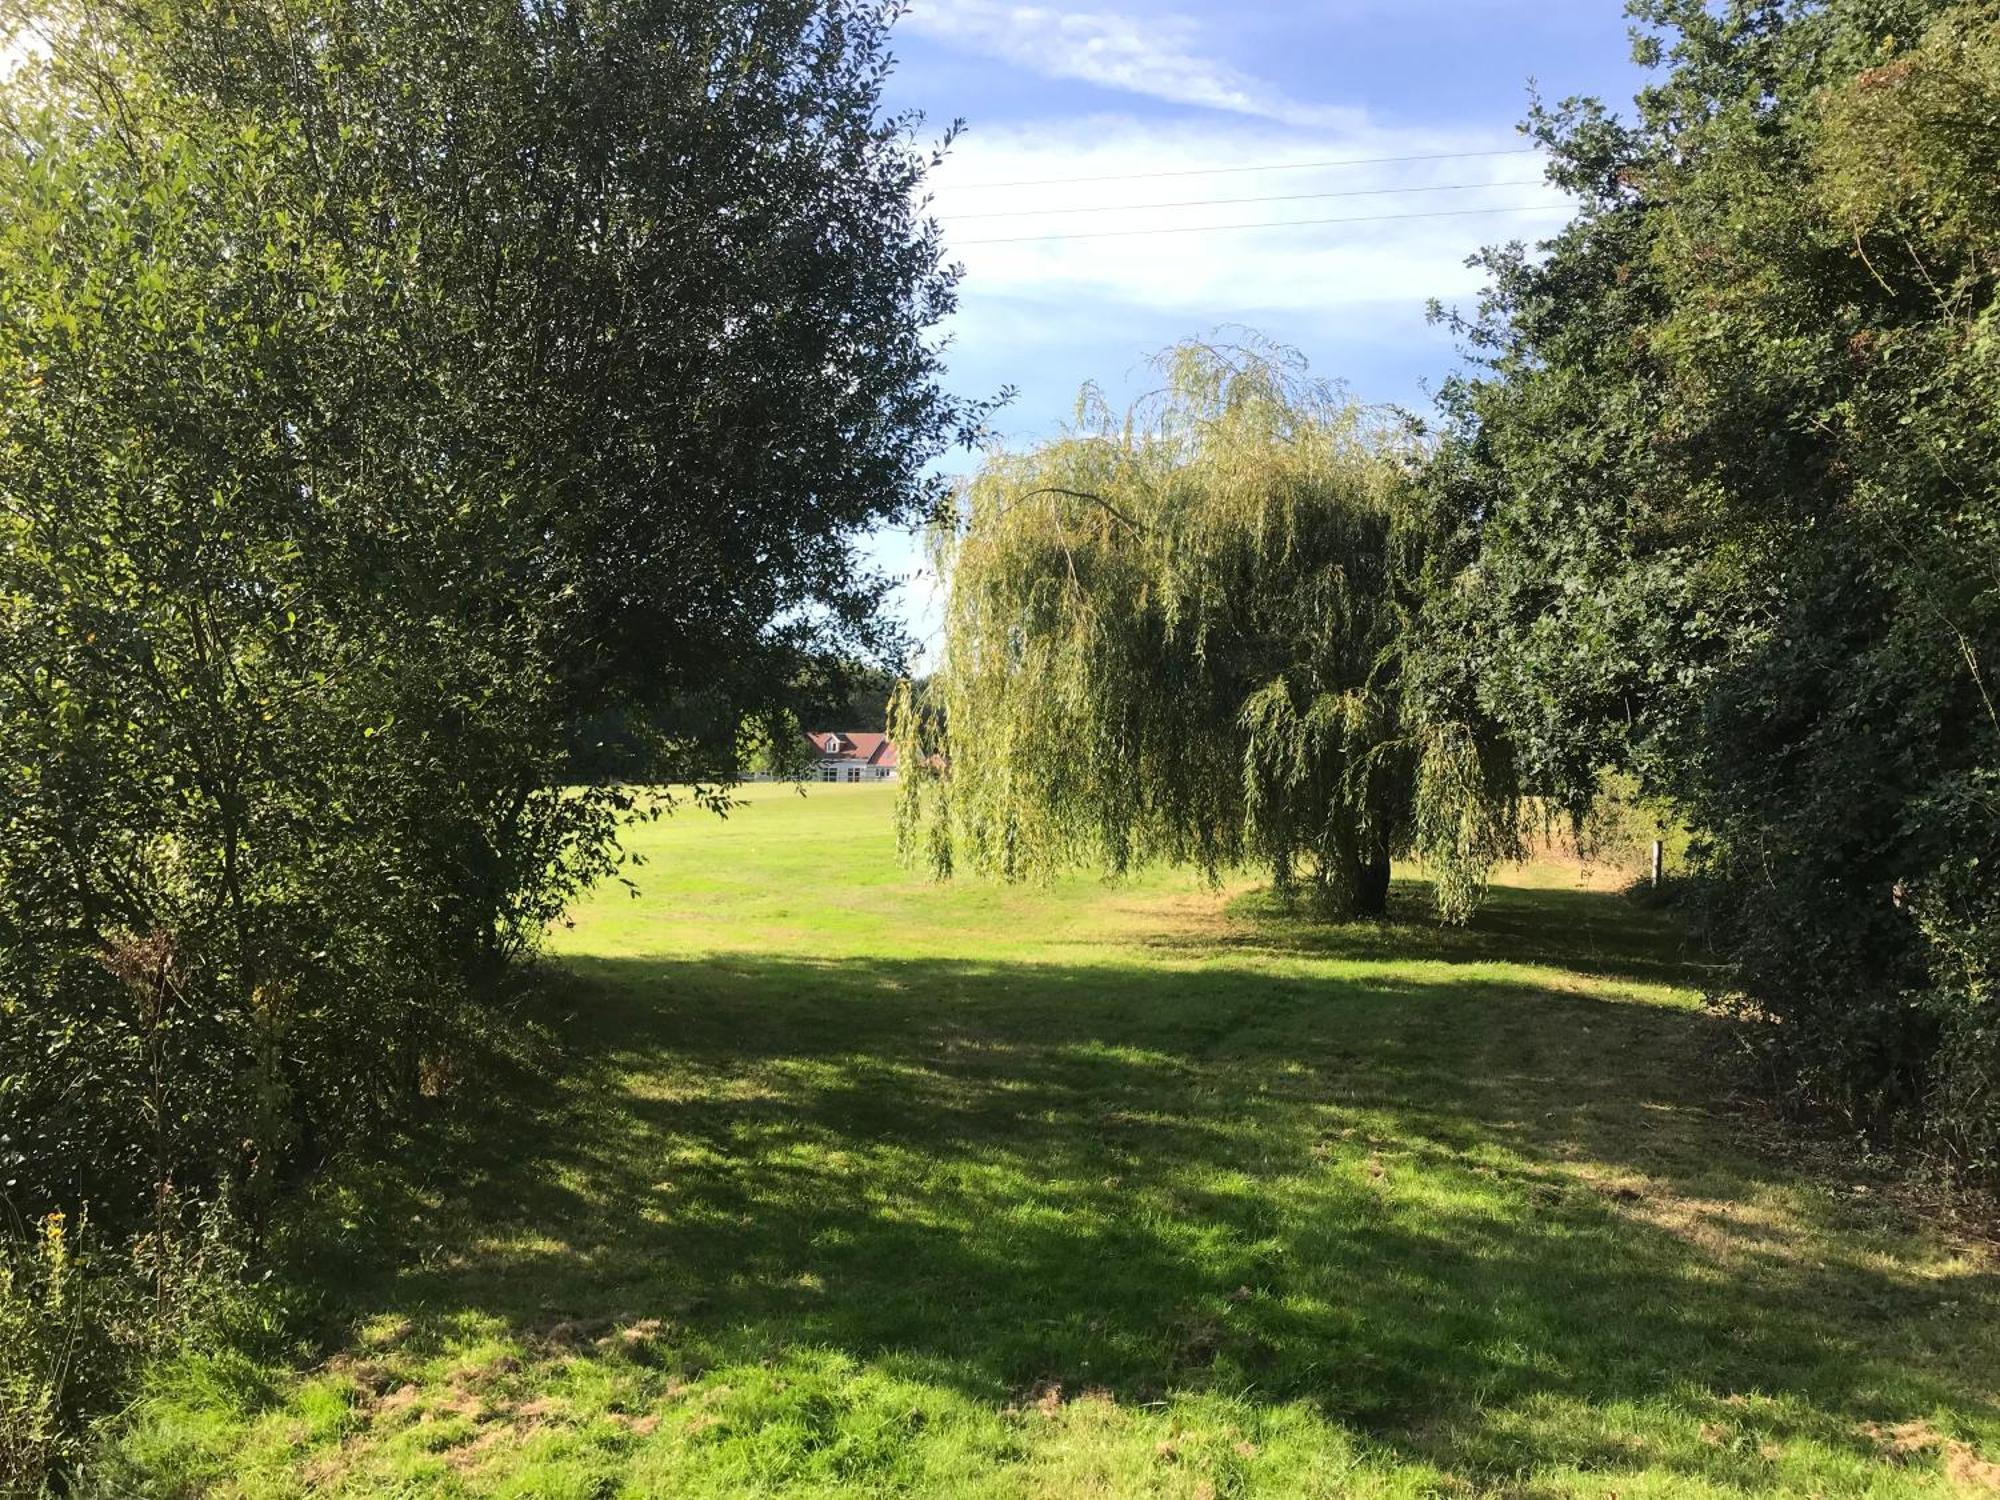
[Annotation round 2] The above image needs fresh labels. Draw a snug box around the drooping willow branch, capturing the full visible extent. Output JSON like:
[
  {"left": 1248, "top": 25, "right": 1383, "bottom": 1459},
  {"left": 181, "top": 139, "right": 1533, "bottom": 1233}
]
[{"left": 894, "top": 338, "right": 1523, "bottom": 922}]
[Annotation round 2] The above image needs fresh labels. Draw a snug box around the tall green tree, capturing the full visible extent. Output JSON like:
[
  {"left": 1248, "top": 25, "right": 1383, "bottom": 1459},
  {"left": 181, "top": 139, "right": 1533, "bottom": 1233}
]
[
  {"left": 0, "top": 0, "right": 974, "bottom": 1226},
  {"left": 1434, "top": 0, "right": 2000, "bottom": 1176},
  {"left": 896, "top": 341, "right": 1518, "bottom": 920}
]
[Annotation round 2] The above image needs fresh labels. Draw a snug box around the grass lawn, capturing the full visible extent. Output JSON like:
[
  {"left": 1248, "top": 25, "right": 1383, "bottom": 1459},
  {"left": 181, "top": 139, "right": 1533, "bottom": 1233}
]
[{"left": 106, "top": 784, "right": 2000, "bottom": 1497}]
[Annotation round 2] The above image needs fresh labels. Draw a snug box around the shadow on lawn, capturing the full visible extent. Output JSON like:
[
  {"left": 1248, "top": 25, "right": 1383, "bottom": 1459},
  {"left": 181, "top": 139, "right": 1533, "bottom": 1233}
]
[
  {"left": 302, "top": 881, "right": 1995, "bottom": 1487},
  {"left": 1152, "top": 874, "right": 1722, "bottom": 989}
]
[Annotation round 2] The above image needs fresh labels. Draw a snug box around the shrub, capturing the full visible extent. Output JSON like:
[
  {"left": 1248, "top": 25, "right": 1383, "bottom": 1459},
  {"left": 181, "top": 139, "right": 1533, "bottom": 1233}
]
[
  {"left": 1429, "top": 0, "right": 2000, "bottom": 1180},
  {"left": 0, "top": 1196, "right": 256, "bottom": 1493}
]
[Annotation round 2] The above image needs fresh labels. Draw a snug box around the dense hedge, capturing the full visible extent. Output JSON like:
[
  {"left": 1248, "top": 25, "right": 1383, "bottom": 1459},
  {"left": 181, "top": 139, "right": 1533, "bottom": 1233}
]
[
  {"left": 1432, "top": 0, "right": 2000, "bottom": 1179},
  {"left": 1, "top": 0, "right": 972, "bottom": 1475}
]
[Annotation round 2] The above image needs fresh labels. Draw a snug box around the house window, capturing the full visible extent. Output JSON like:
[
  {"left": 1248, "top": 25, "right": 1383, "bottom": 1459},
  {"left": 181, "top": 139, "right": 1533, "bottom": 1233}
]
[
  {"left": 848, "top": 767, "right": 862, "bottom": 782},
  {"left": 820, "top": 766, "right": 838, "bottom": 782}
]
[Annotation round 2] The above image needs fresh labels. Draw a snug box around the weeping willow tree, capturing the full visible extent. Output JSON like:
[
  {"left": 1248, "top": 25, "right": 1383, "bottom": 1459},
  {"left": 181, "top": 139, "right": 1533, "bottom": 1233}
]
[{"left": 892, "top": 339, "right": 1518, "bottom": 921}]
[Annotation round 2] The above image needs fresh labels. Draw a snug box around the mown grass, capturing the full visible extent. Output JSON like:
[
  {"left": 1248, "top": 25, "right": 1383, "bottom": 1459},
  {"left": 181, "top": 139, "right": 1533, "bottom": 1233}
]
[{"left": 100, "top": 784, "right": 2000, "bottom": 1497}]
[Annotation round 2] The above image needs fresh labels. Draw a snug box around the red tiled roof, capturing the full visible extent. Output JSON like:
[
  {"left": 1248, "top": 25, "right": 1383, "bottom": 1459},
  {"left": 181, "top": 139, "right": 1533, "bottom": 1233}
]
[{"left": 805, "top": 731, "right": 898, "bottom": 768}]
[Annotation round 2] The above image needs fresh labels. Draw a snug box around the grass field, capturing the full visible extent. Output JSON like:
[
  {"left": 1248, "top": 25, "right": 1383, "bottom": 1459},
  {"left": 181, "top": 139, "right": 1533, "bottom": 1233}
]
[{"left": 105, "top": 784, "right": 2000, "bottom": 1497}]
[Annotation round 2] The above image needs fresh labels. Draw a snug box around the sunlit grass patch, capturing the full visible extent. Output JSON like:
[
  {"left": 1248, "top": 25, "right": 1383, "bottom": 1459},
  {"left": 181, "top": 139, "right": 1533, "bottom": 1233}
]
[{"left": 101, "top": 785, "right": 2000, "bottom": 1496}]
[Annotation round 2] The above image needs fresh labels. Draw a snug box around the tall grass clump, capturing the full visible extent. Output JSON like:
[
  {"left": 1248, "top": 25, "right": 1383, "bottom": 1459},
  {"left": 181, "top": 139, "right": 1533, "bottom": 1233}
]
[{"left": 0, "top": 1197, "right": 262, "bottom": 1492}]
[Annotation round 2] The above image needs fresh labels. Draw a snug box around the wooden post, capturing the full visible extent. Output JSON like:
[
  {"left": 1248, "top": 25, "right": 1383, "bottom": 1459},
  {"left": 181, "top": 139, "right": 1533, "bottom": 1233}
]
[{"left": 1650, "top": 838, "right": 1664, "bottom": 888}]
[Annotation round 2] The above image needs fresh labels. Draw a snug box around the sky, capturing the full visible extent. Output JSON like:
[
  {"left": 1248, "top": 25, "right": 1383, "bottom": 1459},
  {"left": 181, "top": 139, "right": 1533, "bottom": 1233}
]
[{"left": 865, "top": 0, "right": 1653, "bottom": 664}]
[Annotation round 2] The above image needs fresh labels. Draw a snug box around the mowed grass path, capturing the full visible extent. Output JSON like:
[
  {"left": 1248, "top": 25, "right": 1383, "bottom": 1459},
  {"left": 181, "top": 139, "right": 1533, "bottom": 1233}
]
[{"left": 114, "top": 785, "right": 2000, "bottom": 1497}]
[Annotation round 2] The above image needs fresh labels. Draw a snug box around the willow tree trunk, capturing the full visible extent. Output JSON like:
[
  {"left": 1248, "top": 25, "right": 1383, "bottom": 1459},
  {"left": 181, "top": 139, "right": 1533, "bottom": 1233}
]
[{"left": 1353, "top": 845, "right": 1392, "bottom": 917}]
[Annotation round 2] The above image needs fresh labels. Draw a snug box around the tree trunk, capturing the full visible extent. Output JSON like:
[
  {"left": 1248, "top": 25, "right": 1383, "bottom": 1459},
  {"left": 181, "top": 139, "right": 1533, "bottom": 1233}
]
[{"left": 1353, "top": 845, "right": 1391, "bottom": 917}]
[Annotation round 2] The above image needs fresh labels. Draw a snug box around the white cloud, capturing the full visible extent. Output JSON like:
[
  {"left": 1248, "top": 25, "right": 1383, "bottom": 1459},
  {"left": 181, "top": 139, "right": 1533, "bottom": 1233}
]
[
  {"left": 879, "top": 1, "right": 1585, "bottom": 659},
  {"left": 926, "top": 116, "right": 1570, "bottom": 316},
  {"left": 904, "top": 0, "right": 1364, "bottom": 128}
]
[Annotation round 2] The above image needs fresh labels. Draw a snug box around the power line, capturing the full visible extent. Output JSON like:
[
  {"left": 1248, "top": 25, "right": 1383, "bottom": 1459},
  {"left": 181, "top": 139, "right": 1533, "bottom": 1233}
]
[
  {"left": 938, "top": 178, "right": 1547, "bottom": 222},
  {"left": 954, "top": 202, "right": 1568, "bottom": 246},
  {"left": 935, "top": 145, "right": 1539, "bottom": 193}
]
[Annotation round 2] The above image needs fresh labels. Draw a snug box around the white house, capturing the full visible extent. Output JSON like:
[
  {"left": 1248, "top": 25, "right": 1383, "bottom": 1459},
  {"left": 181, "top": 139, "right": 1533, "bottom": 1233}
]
[
  {"left": 804, "top": 731, "right": 899, "bottom": 782},
  {"left": 741, "top": 730, "right": 900, "bottom": 783}
]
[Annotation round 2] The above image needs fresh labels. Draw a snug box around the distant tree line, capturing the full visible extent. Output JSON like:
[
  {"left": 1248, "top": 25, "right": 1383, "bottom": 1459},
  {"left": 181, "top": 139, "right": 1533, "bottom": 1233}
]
[{"left": 902, "top": 0, "right": 1999, "bottom": 1182}]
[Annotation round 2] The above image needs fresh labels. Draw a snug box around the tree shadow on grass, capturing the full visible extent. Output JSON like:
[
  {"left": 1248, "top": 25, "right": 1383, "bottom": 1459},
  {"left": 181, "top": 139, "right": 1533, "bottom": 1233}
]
[
  {"left": 1140, "top": 873, "right": 1722, "bottom": 990},
  {"left": 287, "top": 884, "right": 1996, "bottom": 1491}
]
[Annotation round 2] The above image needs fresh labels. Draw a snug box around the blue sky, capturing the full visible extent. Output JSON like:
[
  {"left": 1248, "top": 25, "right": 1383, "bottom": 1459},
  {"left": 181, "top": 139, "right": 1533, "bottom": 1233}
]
[{"left": 867, "top": 0, "right": 1652, "bottom": 662}]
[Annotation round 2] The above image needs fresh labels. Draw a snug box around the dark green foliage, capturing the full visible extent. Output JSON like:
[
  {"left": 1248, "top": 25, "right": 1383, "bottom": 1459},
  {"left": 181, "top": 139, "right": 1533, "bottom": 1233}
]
[
  {"left": 838, "top": 663, "right": 904, "bottom": 736},
  {"left": 897, "top": 341, "right": 1520, "bottom": 920},
  {"left": 1434, "top": 0, "right": 2000, "bottom": 1177},
  {"left": 0, "top": 0, "right": 967, "bottom": 1280}
]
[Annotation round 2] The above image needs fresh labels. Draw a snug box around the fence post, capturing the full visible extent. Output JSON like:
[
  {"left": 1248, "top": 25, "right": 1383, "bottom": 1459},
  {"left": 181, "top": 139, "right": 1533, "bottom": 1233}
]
[{"left": 1650, "top": 838, "right": 1664, "bottom": 888}]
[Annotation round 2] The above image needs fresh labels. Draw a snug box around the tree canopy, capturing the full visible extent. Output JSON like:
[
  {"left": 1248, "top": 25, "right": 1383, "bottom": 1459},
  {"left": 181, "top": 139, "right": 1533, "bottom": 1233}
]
[
  {"left": 0, "top": 0, "right": 972, "bottom": 1228},
  {"left": 1433, "top": 0, "right": 2000, "bottom": 1177},
  {"left": 895, "top": 341, "right": 1520, "bottom": 920},
  {"left": 899, "top": 0, "right": 2000, "bottom": 1183}
]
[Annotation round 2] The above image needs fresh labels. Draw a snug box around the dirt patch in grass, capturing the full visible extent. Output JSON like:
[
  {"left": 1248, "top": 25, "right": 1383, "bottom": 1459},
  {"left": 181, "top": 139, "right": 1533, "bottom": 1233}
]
[
  {"left": 1574, "top": 1165, "right": 1805, "bottom": 1263},
  {"left": 1949, "top": 1442, "right": 2000, "bottom": 1494},
  {"left": 375, "top": 1383, "right": 422, "bottom": 1418},
  {"left": 1863, "top": 1420, "right": 2000, "bottom": 1494}
]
